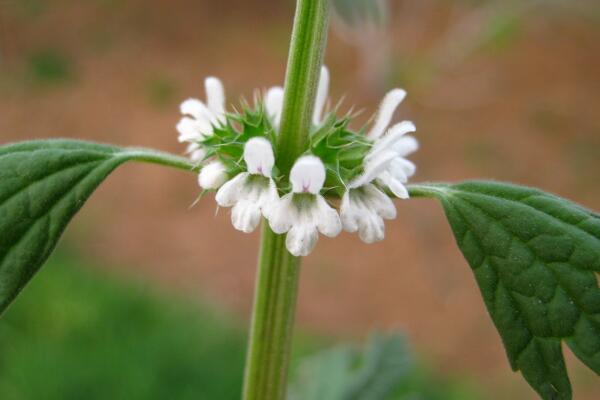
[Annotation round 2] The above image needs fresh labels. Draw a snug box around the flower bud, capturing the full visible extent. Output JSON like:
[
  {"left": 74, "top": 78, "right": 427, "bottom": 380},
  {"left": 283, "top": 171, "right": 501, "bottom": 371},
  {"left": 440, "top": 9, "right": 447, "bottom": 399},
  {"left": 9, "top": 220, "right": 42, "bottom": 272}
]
[{"left": 198, "top": 161, "right": 228, "bottom": 190}]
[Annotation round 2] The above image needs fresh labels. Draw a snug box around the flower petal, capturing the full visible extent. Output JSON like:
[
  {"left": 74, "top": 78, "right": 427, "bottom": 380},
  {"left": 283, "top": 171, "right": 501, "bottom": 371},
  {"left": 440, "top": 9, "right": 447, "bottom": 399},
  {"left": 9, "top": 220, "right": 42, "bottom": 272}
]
[
  {"left": 350, "top": 150, "right": 397, "bottom": 189},
  {"left": 393, "top": 136, "right": 419, "bottom": 157},
  {"left": 393, "top": 158, "right": 416, "bottom": 177},
  {"left": 268, "top": 194, "right": 294, "bottom": 234},
  {"left": 378, "top": 172, "right": 409, "bottom": 199},
  {"left": 368, "top": 121, "right": 416, "bottom": 161},
  {"left": 387, "top": 161, "right": 408, "bottom": 183},
  {"left": 215, "top": 172, "right": 249, "bottom": 207},
  {"left": 244, "top": 137, "right": 275, "bottom": 177},
  {"left": 266, "top": 86, "right": 284, "bottom": 128},
  {"left": 340, "top": 191, "right": 359, "bottom": 233},
  {"left": 340, "top": 185, "right": 395, "bottom": 243},
  {"left": 231, "top": 200, "right": 262, "bottom": 233},
  {"left": 367, "top": 89, "right": 407, "bottom": 139},
  {"left": 186, "top": 143, "right": 206, "bottom": 163},
  {"left": 290, "top": 155, "right": 326, "bottom": 194},
  {"left": 315, "top": 196, "right": 342, "bottom": 237},
  {"left": 358, "top": 213, "right": 385, "bottom": 244},
  {"left": 205, "top": 77, "right": 226, "bottom": 122},
  {"left": 363, "top": 184, "right": 397, "bottom": 220},
  {"left": 286, "top": 224, "right": 319, "bottom": 257},
  {"left": 260, "top": 179, "right": 280, "bottom": 220},
  {"left": 180, "top": 98, "right": 212, "bottom": 121},
  {"left": 177, "top": 118, "right": 201, "bottom": 142},
  {"left": 312, "top": 66, "right": 330, "bottom": 125},
  {"left": 198, "top": 160, "right": 228, "bottom": 190}
]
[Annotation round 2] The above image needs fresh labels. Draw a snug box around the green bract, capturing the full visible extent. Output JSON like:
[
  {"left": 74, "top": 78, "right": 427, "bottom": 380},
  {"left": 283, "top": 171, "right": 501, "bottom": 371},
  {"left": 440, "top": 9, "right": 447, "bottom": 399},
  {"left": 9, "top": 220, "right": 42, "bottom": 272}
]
[
  {"left": 195, "top": 101, "right": 373, "bottom": 198},
  {"left": 410, "top": 181, "right": 600, "bottom": 400},
  {"left": 201, "top": 103, "right": 278, "bottom": 179},
  {"left": 310, "top": 112, "right": 371, "bottom": 197}
]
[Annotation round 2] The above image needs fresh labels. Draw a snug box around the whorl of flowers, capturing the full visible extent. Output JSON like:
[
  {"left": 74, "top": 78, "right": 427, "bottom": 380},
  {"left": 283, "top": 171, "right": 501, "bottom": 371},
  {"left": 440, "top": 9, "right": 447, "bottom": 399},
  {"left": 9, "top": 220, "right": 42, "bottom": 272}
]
[{"left": 176, "top": 66, "right": 418, "bottom": 256}]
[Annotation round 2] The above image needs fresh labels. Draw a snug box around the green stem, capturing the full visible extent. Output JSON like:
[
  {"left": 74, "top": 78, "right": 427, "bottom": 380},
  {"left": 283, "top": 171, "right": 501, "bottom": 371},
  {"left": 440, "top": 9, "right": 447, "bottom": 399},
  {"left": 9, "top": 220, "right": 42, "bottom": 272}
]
[
  {"left": 277, "top": 0, "right": 331, "bottom": 174},
  {"left": 242, "top": 1, "right": 331, "bottom": 399},
  {"left": 242, "top": 225, "right": 300, "bottom": 400},
  {"left": 123, "top": 148, "right": 198, "bottom": 172},
  {"left": 406, "top": 183, "right": 451, "bottom": 199}
]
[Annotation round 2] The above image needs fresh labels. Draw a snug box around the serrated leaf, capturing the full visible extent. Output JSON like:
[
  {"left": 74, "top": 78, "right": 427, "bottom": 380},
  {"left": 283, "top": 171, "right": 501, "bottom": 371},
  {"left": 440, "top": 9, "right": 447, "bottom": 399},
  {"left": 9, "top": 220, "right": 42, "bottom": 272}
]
[
  {"left": 288, "top": 333, "right": 413, "bottom": 400},
  {"left": 410, "top": 181, "right": 600, "bottom": 400},
  {"left": 0, "top": 139, "right": 194, "bottom": 316}
]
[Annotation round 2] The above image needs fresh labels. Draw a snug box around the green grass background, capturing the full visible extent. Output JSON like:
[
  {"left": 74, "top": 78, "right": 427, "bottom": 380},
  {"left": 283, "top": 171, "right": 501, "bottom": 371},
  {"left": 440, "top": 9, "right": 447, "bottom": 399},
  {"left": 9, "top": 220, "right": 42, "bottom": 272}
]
[{"left": 0, "top": 255, "right": 479, "bottom": 400}]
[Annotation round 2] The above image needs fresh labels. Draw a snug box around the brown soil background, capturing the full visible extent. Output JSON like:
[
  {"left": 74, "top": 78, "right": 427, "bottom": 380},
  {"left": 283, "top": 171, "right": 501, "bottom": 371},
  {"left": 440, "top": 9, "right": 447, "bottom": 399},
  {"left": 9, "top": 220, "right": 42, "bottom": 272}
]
[{"left": 1, "top": 1, "right": 600, "bottom": 398}]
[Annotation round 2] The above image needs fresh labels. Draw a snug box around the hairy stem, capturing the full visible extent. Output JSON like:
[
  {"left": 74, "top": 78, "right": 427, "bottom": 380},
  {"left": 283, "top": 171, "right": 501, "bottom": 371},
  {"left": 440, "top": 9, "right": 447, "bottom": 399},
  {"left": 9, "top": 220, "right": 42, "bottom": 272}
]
[
  {"left": 242, "top": 1, "right": 331, "bottom": 399},
  {"left": 242, "top": 225, "right": 301, "bottom": 400},
  {"left": 276, "top": 0, "right": 331, "bottom": 175}
]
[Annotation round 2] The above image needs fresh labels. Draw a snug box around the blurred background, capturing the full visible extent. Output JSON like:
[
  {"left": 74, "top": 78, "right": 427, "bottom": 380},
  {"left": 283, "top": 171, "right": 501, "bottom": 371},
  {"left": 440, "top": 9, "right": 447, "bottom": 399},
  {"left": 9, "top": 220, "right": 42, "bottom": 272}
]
[{"left": 1, "top": 0, "right": 600, "bottom": 398}]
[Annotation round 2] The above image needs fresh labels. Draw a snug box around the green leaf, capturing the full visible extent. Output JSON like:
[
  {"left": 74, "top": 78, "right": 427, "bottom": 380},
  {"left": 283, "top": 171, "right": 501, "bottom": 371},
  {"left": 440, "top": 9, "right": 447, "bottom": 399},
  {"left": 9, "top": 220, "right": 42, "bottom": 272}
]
[
  {"left": 410, "top": 181, "right": 600, "bottom": 400},
  {"left": 289, "top": 333, "right": 414, "bottom": 400},
  {"left": 0, "top": 139, "right": 195, "bottom": 316}
]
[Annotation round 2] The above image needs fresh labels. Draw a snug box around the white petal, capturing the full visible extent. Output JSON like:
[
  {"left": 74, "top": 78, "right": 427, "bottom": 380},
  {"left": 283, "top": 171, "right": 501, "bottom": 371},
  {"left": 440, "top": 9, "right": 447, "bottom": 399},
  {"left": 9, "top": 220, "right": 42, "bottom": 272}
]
[
  {"left": 286, "top": 224, "right": 319, "bottom": 257},
  {"left": 198, "top": 161, "right": 228, "bottom": 190},
  {"left": 368, "top": 121, "right": 416, "bottom": 161},
  {"left": 387, "top": 161, "right": 408, "bottom": 183},
  {"left": 231, "top": 200, "right": 262, "bottom": 233},
  {"left": 244, "top": 137, "right": 275, "bottom": 177},
  {"left": 379, "top": 173, "right": 409, "bottom": 199},
  {"left": 315, "top": 196, "right": 342, "bottom": 237},
  {"left": 312, "top": 66, "right": 329, "bottom": 125},
  {"left": 177, "top": 118, "right": 200, "bottom": 142},
  {"left": 393, "top": 136, "right": 419, "bottom": 157},
  {"left": 388, "top": 120, "right": 416, "bottom": 137},
  {"left": 367, "top": 89, "right": 407, "bottom": 139},
  {"left": 290, "top": 155, "right": 326, "bottom": 194},
  {"left": 266, "top": 86, "right": 284, "bottom": 128},
  {"left": 205, "top": 77, "right": 226, "bottom": 122},
  {"left": 394, "top": 158, "right": 416, "bottom": 177},
  {"left": 363, "top": 184, "right": 397, "bottom": 220},
  {"left": 180, "top": 98, "right": 212, "bottom": 122},
  {"left": 260, "top": 179, "right": 280, "bottom": 220},
  {"left": 268, "top": 194, "right": 294, "bottom": 234},
  {"left": 186, "top": 142, "right": 200, "bottom": 153},
  {"left": 373, "top": 121, "right": 416, "bottom": 153},
  {"left": 215, "top": 172, "right": 248, "bottom": 207},
  {"left": 188, "top": 145, "right": 206, "bottom": 163},
  {"left": 350, "top": 150, "right": 397, "bottom": 188},
  {"left": 177, "top": 116, "right": 213, "bottom": 142},
  {"left": 358, "top": 213, "right": 385, "bottom": 244},
  {"left": 340, "top": 185, "right": 395, "bottom": 243},
  {"left": 340, "top": 191, "right": 359, "bottom": 233}
]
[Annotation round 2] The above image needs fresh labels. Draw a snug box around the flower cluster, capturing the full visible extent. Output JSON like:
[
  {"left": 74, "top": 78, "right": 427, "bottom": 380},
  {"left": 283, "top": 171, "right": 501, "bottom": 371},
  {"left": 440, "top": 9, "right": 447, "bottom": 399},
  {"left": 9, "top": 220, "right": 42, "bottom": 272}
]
[{"left": 176, "top": 67, "right": 418, "bottom": 256}]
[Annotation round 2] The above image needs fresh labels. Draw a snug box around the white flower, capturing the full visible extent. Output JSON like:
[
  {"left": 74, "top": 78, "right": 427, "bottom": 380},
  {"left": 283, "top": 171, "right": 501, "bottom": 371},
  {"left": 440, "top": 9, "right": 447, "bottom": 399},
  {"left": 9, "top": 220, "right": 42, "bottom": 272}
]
[
  {"left": 340, "top": 90, "right": 418, "bottom": 244},
  {"left": 340, "top": 184, "right": 396, "bottom": 243},
  {"left": 351, "top": 93, "right": 418, "bottom": 199},
  {"left": 177, "top": 77, "right": 226, "bottom": 160},
  {"left": 198, "top": 160, "right": 228, "bottom": 190},
  {"left": 268, "top": 155, "right": 341, "bottom": 257},
  {"left": 265, "top": 86, "right": 284, "bottom": 129},
  {"left": 215, "top": 137, "right": 279, "bottom": 233},
  {"left": 186, "top": 143, "right": 206, "bottom": 163},
  {"left": 312, "top": 65, "right": 330, "bottom": 126},
  {"left": 367, "top": 89, "right": 407, "bottom": 140}
]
